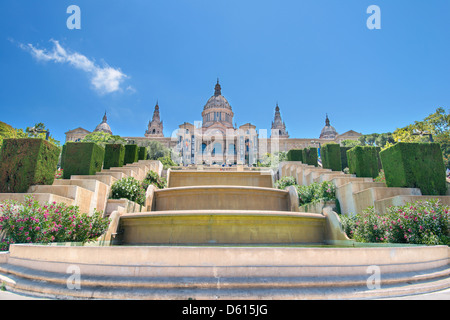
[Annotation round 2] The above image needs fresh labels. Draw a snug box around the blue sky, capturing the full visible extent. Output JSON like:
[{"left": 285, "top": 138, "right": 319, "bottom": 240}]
[{"left": 1, "top": 0, "right": 450, "bottom": 144}]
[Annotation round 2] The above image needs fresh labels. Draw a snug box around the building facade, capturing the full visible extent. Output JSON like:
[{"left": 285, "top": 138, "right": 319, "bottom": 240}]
[{"left": 66, "top": 80, "right": 362, "bottom": 165}]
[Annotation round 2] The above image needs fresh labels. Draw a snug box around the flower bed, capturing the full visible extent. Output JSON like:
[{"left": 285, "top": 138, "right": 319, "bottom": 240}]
[
  {"left": 341, "top": 199, "right": 450, "bottom": 245},
  {"left": 0, "top": 196, "right": 110, "bottom": 252}
]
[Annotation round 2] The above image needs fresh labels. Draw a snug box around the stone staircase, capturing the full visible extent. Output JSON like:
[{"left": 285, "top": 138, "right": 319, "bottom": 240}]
[
  {"left": 1, "top": 245, "right": 449, "bottom": 300},
  {"left": 280, "top": 162, "right": 450, "bottom": 215},
  {"left": 0, "top": 160, "right": 163, "bottom": 217},
  {"left": 0, "top": 162, "right": 448, "bottom": 300}
]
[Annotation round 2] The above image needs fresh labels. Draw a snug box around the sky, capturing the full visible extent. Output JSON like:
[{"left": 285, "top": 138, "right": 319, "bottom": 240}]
[{"left": 1, "top": 0, "right": 450, "bottom": 144}]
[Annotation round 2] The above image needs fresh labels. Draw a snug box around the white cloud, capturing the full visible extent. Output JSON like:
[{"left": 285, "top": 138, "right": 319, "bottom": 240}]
[{"left": 20, "top": 39, "right": 131, "bottom": 95}]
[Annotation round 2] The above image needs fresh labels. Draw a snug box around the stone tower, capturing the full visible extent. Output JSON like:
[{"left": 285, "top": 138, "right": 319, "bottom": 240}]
[
  {"left": 145, "top": 102, "right": 164, "bottom": 137},
  {"left": 271, "top": 104, "right": 289, "bottom": 138}
]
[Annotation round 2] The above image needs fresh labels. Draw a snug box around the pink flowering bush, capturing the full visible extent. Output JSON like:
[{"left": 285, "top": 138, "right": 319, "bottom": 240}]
[
  {"left": 0, "top": 196, "right": 110, "bottom": 252},
  {"left": 341, "top": 199, "right": 450, "bottom": 245}
]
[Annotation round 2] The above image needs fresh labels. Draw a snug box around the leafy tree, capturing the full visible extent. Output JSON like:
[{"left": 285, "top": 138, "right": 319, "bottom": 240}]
[
  {"left": 341, "top": 139, "right": 360, "bottom": 148},
  {"left": 81, "top": 131, "right": 126, "bottom": 148},
  {"left": 0, "top": 121, "right": 17, "bottom": 151},
  {"left": 392, "top": 108, "right": 450, "bottom": 169},
  {"left": 158, "top": 154, "right": 178, "bottom": 169},
  {"left": 144, "top": 141, "right": 171, "bottom": 160}
]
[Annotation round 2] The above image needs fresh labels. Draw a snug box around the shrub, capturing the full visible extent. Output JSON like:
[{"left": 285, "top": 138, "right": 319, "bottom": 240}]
[
  {"left": 141, "top": 170, "right": 167, "bottom": 190},
  {"left": 0, "top": 139, "right": 60, "bottom": 193},
  {"left": 275, "top": 176, "right": 297, "bottom": 190},
  {"left": 380, "top": 142, "right": 446, "bottom": 195},
  {"left": 0, "top": 121, "right": 17, "bottom": 154},
  {"left": 110, "top": 177, "right": 145, "bottom": 206},
  {"left": 63, "top": 142, "right": 105, "bottom": 179},
  {"left": 296, "top": 181, "right": 336, "bottom": 206},
  {"left": 138, "top": 147, "right": 148, "bottom": 161},
  {"left": 341, "top": 199, "right": 450, "bottom": 245},
  {"left": 124, "top": 145, "right": 139, "bottom": 164},
  {"left": 104, "top": 144, "right": 125, "bottom": 170},
  {"left": 321, "top": 143, "right": 342, "bottom": 171},
  {"left": 340, "top": 147, "right": 352, "bottom": 171},
  {"left": 60, "top": 144, "right": 67, "bottom": 169},
  {"left": 0, "top": 196, "right": 110, "bottom": 251},
  {"left": 302, "top": 147, "right": 318, "bottom": 167},
  {"left": 287, "top": 149, "right": 303, "bottom": 162},
  {"left": 158, "top": 155, "right": 178, "bottom": 170},
  {"left": 347, "top": 146, "right": 380, "bottom": 179}
]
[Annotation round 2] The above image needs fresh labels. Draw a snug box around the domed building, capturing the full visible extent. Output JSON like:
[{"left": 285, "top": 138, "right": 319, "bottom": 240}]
[
  {"left": 202, "top": 80, "right": 234, "bottom": 130},
  {"left": 319, "top": 114, "right": 338, "bottom": 140},
  {"left": 65, "top": 112, "right": 113, "bottom": 142},
  {"left": 65, "top": 79, "right": 362, "bottom": 165},
  {"left": 93, "top": 112, "right": 113, "bottom": 135}
]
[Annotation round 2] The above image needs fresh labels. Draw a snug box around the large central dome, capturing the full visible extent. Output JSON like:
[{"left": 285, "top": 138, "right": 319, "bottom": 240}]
[
  {"left": 202, "top": 80, "right": 234, "bottom": 129},
  {"left": 203, "top": 80, "right": 232, "bottom": 111}
]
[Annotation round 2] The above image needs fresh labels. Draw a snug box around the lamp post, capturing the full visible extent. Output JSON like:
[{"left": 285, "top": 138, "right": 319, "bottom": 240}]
[
  {"left": 29, "top": 126, "right": 50, "bottom": 141},
  {"left": 412, "top": 130, "right": 434, "bottom": 143}
]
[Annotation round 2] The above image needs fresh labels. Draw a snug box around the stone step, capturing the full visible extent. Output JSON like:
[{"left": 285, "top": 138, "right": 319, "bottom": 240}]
[
  {"left": 70, "top": 175, "right": 117, "bottom": 187},
  {"left": 96, "top": 171, "right": 126, "bottom": 181},
  {"left": 28, "top": 185, "right": 94, "bottom": 214},
  {"left": 0, "top": 263, "right": 449, "bottom": 300},
  {"left": 336, "top": 181, "right": 386, "bottom": 215},
  {"left": 154, "top": 186, "right": 290, "bottom": 211},
  {"left": 119, "top": 210, "right": 326, "bottom": 245},
  {"left": 374, "top": 195, "right": 450, "bottom": 215},
  {"left": 123, "top": 164, "right": 145, "bottom": 180},
  {"left": 167, "top": 170, "right": 274, "bottom": 188},
  {"left": 313, "top": 172, "right": 348, "bottom": 184},
  {"left": 331, "top": 177, "right": 373, "bottom": 188},
  {"left": 52, "top": 179, "right": 110, "bottom": 214},
  {"left": 0, "top": 193, "right": 75, "bottom": 207},
  {"left": 353, "top": 187, "right": 422, "bottom": 215},
  {"left": 102, "top": 168, "right": 138, "bottom": 179}
]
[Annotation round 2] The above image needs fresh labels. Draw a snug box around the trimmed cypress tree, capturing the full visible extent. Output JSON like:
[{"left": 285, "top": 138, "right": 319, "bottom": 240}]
[
  {"left": 63, "top": 142, "right": 105, "bottom": 179},
  {"left": 380, "top": 142, "right": 446, "bottom": 195},
  {"left": 321, "top": 143, "right": 342, "bottom": 171},
  {"left": 0, "top": 139, "right": 60, "bottom": 193},
  {"left": 340, "top": 146, "right": 352, "bottom": 171},
  {"left": 302, "top": 147, "right": 318, "bottom": 167},
  {"left": 287, "top": 149, "right": 303, "bottom": 162},
  {"left": 124, "top": 144, "right": 139, "bottom": 164},
  {"left": 104, "top": 144, "right": 125, "bottom": 169},
  {"left": 347, "top": 146, "right": 380, "bottom": 179},
  {"left": 138, "top": 146, "right": 148, "bottom": 161}
]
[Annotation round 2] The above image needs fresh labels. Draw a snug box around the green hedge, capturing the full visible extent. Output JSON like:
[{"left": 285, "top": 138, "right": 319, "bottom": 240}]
[
  {"left": 104, "top": 144, "right": 125, "bottom": 170},
  {"left": 340, "top": 147, "right": 352, "bottom": 170},
  {"left": 321, "top": 144, "right": 342, "bottom": 171},
  {"left": 302, "top": 147, "right": 318, "bottom": 167},
  {"left": 63, "top": 142, "right": 105, "bottom": 179},
  {"left": 0, "top": 139, "right": 60, "bottom": 193},
  {"left": 124, "top": 144, "right": 139, "bottom": 164},
  {"left": 138, "top": 147, "right": 148, "bottom": 161},
  {"left": 380, "top": 142, "right": 446, "bottom": 195},
  {"left": 60, "top": 144, "right": 67, "bottom": 169},
  {"left": 347, "top": 146, "right": 380, "bottom": 179},
  {"left": 287, "top": 149, "right": 303, "bottom": 162}
]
